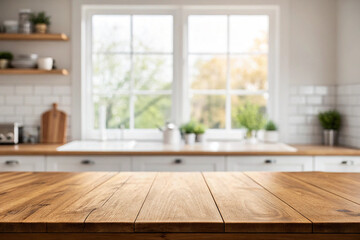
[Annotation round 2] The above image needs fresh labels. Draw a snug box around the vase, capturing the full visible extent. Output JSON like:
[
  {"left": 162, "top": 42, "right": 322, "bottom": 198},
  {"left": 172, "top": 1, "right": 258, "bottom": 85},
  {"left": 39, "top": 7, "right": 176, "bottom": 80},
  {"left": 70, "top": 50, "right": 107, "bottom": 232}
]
[{"left": 323, "top": 130, "right": 337, "bottom": 146}]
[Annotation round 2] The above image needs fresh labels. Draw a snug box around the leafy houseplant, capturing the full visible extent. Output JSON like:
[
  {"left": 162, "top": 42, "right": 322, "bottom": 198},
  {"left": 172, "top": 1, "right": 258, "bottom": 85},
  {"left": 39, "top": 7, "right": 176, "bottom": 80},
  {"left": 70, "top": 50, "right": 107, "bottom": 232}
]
[
  {"left": 0, "top": 52, "right": 13, "bottom": 69},
  {"left": 180, "top": 121, "right": 197, "bottom": 145},
  {"left": 263, "top": 120, "right": 279, "bottom": 143},
  {"left": 30, "top": 11, "right": 51, "bottom": 33},
  {"left": 194, "top": 123, "right": 207, "bottom": 143},
  {"left": 318, "top": 110, "right": 341, "bottom": 146},
  {"left": 237, "top": 103, "right": 266, "bottom": 140}
]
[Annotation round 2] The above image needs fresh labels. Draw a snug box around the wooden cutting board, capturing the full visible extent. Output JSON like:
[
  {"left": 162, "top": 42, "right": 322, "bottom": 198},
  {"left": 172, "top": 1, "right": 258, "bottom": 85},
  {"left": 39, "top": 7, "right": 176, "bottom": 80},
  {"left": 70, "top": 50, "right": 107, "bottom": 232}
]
[{"left": 41, "top": 103, "right": 67, "bottom": 143}]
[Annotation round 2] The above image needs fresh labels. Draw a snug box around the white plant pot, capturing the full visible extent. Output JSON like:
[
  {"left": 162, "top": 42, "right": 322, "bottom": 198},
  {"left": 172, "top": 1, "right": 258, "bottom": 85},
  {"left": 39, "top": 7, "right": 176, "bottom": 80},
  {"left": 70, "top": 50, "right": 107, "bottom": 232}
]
[
  {"left": 37, "top": 57, "right": 53, "bottom": 70},
  {"left": 263, "top": 131, "right": 279, "bottom": 143},
  {"left": 195, "top": 134, "right": 205, "bottom": 143},
  {"left": 184, "top": 133, "right": 196, "bottom": 145}
]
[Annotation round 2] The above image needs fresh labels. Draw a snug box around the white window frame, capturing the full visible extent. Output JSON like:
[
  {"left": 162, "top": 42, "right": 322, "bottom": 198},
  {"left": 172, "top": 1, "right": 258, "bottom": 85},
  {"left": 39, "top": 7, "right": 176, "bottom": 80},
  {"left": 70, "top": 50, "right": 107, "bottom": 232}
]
[{"left": 81, "top": 5, "right": 279, "bottom": 141}]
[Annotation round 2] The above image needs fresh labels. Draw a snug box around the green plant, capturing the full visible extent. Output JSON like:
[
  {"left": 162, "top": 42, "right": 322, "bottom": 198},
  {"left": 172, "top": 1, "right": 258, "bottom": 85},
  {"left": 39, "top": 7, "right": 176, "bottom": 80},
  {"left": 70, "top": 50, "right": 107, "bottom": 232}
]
[
  {"left": 237, "top": 102, "right": 266, "bottom": 137},
  {"left": 0, "top": 52, "right": 13, "bottom": 60},
  {"left": 30, "top": 11, "right": 51, "bottom": 25},
  {"left": 264, "top": 120, "right": 278, "bottom": 131},
  {"left": 318, "top": 110, "right": 341, "bottom": 130},
  {"left": 194, "top": 123, "right": 206, "bottom": 134},
  {"left": 180, "top": 121, "right": 198, "bottom": 134}
]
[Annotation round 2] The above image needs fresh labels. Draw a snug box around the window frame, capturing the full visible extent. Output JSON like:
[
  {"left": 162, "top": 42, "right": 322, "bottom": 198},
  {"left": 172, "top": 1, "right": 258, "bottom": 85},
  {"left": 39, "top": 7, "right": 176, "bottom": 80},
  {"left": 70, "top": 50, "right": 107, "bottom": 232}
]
[{"left": 82, "top": 5, "right": 279, "bottom": 140}]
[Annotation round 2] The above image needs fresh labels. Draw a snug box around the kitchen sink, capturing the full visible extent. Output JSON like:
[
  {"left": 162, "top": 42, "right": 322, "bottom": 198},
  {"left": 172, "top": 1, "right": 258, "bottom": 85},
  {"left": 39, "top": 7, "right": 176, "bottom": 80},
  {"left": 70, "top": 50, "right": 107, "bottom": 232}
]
[{"left": 57, "top": 140, "right": 137, "bottom": 151}]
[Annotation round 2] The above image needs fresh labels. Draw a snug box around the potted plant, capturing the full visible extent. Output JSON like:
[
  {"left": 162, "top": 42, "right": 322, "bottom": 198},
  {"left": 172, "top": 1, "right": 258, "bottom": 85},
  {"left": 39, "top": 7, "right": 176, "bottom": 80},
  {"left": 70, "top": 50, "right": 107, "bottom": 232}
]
[
  {"left": 30, "top": 11, "right": 51, "bottom": 34},
  {"left": 318, "top": 110, "right": 341, "bottom": 146},
  {"left": 0, "top": 52, "right": 13, "bottom": 69},
  {"left": 237, "top": 103, "right": 266, "bottom": 143},
  {"left": 180, "top": 121, "right": 196, "bottom": 145},
  {"left": 263, "top": 120, "right": 279, "bottom": 143},
  {"left": 194, "top": 123, "right": 206, "bottom": 143}
]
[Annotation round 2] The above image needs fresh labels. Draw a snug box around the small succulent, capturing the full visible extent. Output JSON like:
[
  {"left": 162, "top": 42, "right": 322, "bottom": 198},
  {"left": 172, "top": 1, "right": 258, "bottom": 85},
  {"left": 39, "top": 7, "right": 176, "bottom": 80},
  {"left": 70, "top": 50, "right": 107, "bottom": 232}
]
[{"left": 264, "top": 120, "right": 278, "bottom": 131}]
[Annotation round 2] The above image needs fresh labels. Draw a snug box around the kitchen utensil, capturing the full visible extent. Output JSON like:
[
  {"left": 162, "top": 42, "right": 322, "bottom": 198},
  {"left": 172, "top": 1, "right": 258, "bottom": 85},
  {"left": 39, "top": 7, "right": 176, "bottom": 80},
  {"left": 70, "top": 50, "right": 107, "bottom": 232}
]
[
  {"left": 159, "top": 122, "right": 180, "bottom": 145},
  {"left": 11, "top": 54, "right": 38, "bottom": 69},
  {"left": 41, "top": 103, "right": 67, "bottom": 143},
  {"left": 37, "top": 57, "right": 53, "bottom": 70}
]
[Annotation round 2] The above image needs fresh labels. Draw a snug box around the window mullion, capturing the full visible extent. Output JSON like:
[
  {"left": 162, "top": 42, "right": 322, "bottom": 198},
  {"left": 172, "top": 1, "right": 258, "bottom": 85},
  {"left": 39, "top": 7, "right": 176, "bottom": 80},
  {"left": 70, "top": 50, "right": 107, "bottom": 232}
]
[
  {"left": 129, "top": 14, "right": 135, "bottom": 129},
  {"left": 225, "top": 15, "right": 231, "bottom": 131}
]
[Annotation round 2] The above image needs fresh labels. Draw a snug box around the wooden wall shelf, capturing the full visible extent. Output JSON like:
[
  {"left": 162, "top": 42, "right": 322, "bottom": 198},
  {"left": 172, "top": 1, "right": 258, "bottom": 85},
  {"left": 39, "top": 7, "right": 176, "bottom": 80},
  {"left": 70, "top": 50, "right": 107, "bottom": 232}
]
[
  {"left": 0, "top": 33, "right": 69, "bottom": 41},
  {"left": 0, "top": 69, "right": 69, "bottom": 75}
]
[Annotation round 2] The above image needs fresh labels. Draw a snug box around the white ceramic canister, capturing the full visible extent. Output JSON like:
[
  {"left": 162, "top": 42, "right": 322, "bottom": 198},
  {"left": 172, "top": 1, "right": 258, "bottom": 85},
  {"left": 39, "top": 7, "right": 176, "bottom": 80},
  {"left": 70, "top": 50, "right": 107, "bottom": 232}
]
[{"left": 37, "top": 57, "right": 53, "bottom": 70}]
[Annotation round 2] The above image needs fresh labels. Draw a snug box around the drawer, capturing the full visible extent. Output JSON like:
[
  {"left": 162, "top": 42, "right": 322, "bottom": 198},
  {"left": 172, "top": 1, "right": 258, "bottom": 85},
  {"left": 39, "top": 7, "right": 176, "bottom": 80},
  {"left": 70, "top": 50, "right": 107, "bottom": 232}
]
[
  {"left": 227, "top": 156, "right": 313, "bottom": 172},
  {"left": 0, "top": 156, "right": 45, "bottom": 172},
  {"left": 314, "top": 156, "right": 360, "bottom": 172},
  {"left": 132, "top": 156, "right": 225, "bottom": 172},
  {"left": 46, "top": 156, "right": 131, "bottom": 172}
]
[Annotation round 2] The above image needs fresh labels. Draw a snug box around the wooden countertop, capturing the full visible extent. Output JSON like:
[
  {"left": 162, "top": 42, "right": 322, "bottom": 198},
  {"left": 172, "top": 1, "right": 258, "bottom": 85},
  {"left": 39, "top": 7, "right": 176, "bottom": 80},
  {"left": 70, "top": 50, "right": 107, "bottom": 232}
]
[
  {"left": 0, "top": 142, "right": 359, "bottom": 156},
  {"left": 0, "top": 172, "right": 359, "bottom": 240}
]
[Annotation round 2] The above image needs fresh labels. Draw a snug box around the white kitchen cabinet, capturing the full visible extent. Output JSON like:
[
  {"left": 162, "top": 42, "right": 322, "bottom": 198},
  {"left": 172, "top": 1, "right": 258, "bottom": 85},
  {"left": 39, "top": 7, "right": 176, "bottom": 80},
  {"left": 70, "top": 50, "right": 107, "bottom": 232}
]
[
  {"left": 314, "top": 156, "right": 360, "bottom": 172},
  {"left": 46, "top": 156, "right": 131, "bottom": 172},
  {"left": 227, "top": 156, "right": 313, "bottom": 172},
  {"left": 0, "top": 156, "right": 45, "bottom": 172},
  {"left": 132, "top": 156, "right": 225, "bottom": 172}
]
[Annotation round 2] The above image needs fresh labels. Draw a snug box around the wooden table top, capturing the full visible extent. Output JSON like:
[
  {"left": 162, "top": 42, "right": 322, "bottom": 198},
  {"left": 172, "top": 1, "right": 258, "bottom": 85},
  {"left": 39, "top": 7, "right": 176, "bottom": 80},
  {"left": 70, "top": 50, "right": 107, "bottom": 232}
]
[
  {"left": 0, "top": 143, "right": 360, "bottom": 156},
  {"left": 0, "top": 171, "right": 359, "bottom": 235}
]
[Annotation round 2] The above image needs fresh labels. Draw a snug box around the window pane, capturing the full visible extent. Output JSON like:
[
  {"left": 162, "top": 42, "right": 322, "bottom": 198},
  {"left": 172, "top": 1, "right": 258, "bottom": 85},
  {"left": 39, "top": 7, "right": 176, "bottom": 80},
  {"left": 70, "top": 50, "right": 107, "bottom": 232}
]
[
  {"left": 191, "top": 95, "right": 226, "bottom": 129},
  {"left": 92, "top": 54, "right": 131, "bottom": 93},
  {"left": 133, "top": 55, "right": 172, "bottom": 90},
  {"left": 188, "top": 15, "right": 227, "bottom": 53},
  {"left": 134, "top": 95, "right": 171, "bottom": 128},
  {"left": 230, "top": 55, "right": 268, "bottom": 90},
  {"left": 93, "top": 95, "right": 130, "bottom": 129},
  {"left": 133, "top": 15, "right": 173, "bottom": 53},
  {"left": 189, "top": 55, "right": 227, "bottom": 90},
  {"left": 92, "top": 15, "right": 131, "bottom": 52},
  {"left": 231, "top": 95, "right": 267, "bottom": 129},
  {"left": 229, "top": 15, "right": 268, "bottom": 53}
]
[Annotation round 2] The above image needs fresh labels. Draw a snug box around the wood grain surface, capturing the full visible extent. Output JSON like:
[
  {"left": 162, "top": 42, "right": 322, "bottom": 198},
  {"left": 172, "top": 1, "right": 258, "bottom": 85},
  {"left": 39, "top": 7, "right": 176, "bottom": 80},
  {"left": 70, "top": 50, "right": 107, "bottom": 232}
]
[
  {"left": 203, "top": 172, "right": 311, "bottom": 232},
  {"left": 41, "top": 103, "right": 67, "bottom": 144},
  {"left": 0, "top": 171, "right": 359, "bottom": 239},
  {"left": 135, "top": 172, "right": 223, "bottom": 232},
  {"left": 246, "top": 172, "right": 360, "bottom": 233}
]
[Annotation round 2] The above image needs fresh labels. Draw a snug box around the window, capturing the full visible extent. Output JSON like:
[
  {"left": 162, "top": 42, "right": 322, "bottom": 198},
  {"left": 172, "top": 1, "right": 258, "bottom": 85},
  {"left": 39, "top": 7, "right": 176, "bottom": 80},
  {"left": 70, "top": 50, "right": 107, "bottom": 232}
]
[
  {"left": 188, "top": 15, "right": 269, "bottom": 130},
  {"left": 83, "top": 6, "right": 276, "bottom": 140}
]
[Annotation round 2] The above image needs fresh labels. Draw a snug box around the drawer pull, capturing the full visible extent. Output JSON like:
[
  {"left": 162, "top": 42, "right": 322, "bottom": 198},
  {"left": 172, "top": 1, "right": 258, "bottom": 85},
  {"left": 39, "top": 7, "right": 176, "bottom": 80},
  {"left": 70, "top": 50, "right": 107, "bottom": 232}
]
[
  {"left": 81, "top": 160, "right": 95, "bottom": 165},
  {"left": 264, "top": 159, "right": 276, "bottom": 164},
  {"left": 5, "top": 160, "right": 19, "bottom": 165},
  {"left": 174, "top": 159, "right": 183, "bottom": 164},
  {"left": 341, "top": 160, "right": 354, "bottom": 165}
]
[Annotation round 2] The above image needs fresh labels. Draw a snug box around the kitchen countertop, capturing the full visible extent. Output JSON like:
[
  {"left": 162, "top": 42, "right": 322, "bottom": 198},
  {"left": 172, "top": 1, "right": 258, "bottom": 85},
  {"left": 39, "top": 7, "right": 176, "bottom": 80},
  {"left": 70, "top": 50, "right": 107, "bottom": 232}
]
[
  {"left": 0, "top": 171, "right": 359, "bottom": 240},
  {"left": 0, "top": 142, "right": 359, "bottom": 156}
]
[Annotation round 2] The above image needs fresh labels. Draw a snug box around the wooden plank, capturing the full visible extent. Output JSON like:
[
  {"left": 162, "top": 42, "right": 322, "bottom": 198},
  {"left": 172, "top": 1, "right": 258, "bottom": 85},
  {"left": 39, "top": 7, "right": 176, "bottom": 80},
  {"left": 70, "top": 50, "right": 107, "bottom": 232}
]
[
  {"left": 203, "top": 172, "right": 311, "bottom": 233},
  {"left": 0, "top": 172, "right": 116, "bottom": 232},
  {"left": 84, "top": 172, "right": 156, "bottom": 232},
  {"left": 1, "top": 233, "right": 360, "bottom": 240},
  {"left": 0, "top": 69, "right": 69, "bottom": 75},
  {"left": 287, "top": 172, "right": 360, "bottom": 204},
  {"left": 135, "top": 172, "right": 223, "bottom": 232},
  {"left": 246, "top": 172, "right": 360, "bottom": 233},
  {"left": 0, "top": 33, "right": 69, "bottom": 41}
]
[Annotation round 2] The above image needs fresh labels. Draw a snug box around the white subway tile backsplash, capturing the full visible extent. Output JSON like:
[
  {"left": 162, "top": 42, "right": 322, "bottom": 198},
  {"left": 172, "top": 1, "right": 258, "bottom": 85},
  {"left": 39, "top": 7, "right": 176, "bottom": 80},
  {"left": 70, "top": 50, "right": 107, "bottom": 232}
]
[
  {"left": 0, "top": 96, "right": 4, "bottom": 104},
  {"left": 0, "top": 106, "right": 15, "bottom": 115},
  {"left": 53, "top": 86, "right": 71, "bottom": 95},
  {"left": 5, "top": 95, "right": 23, "bottom": 105},
  {"left": 25, "top": 96, "right": 42, "bottom": 105},
  {"left": 299, "top": 86, "right": 314, "bottom": 95},
  {"left": 16, "top": 106, "right": 33, "bottom": 115},
  {"left": 15, "top": 86, "right": 33, "bottom": 95},
  {"left": 34, "top": 105, "right": 50, "bottom": 115},
  {"left": 315, "top": 86, "right": 328, "bottom": 95},
  {"left": 43, "top": 96, "right": 60, "bottom": 104},
  {"left": 34, "top": 86, "right": 52, "bottom": 95},
  {"left": 290, "top": 96, "right": 306, "bottom": 105},
  {"left": 0, "top": 86, "right": 15, "bottom": 95},
  {"left": 60, "top": 96, "right": 71, "bottom": 105},
  {"left": 306, "top": 96, "right": 322, "bottom": 105}
]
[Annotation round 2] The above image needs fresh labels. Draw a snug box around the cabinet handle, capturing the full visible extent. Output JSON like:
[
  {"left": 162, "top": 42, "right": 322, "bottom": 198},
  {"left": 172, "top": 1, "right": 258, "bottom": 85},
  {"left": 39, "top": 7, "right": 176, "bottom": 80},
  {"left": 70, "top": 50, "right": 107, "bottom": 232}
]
[
  {"left": 341, "top": 160, "right": 354, "bottom": 165},
  {"left": 5, "top": 160, "right": 19, "bottom": 165},
  {"left": 81, "top": 159, "right": 95, "bottom": 165},
  {"left": 174, "top": 159, "right": 183, "bottom": 164},
  {"left": 264, "top": 159, "right": 276, "bottom": 164}
]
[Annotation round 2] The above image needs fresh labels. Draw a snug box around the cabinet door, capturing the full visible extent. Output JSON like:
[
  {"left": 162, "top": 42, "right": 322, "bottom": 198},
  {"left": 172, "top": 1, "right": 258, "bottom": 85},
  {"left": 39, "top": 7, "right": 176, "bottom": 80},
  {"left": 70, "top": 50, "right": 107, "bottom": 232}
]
[
  {"left": 0, "top": 156, "right": 45, "bottom": 172},
  {"left": 315, "top": 156, "right": 360, "bottom": 172},
  {"left": 46, "top": 156, "right": 131, "bottom": 172},
  {"left": 132, "top": 156, "right": 225, "bottom": 172},
  {"left": 227, "top": 156, "right": 313, "bottom": 172}
]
